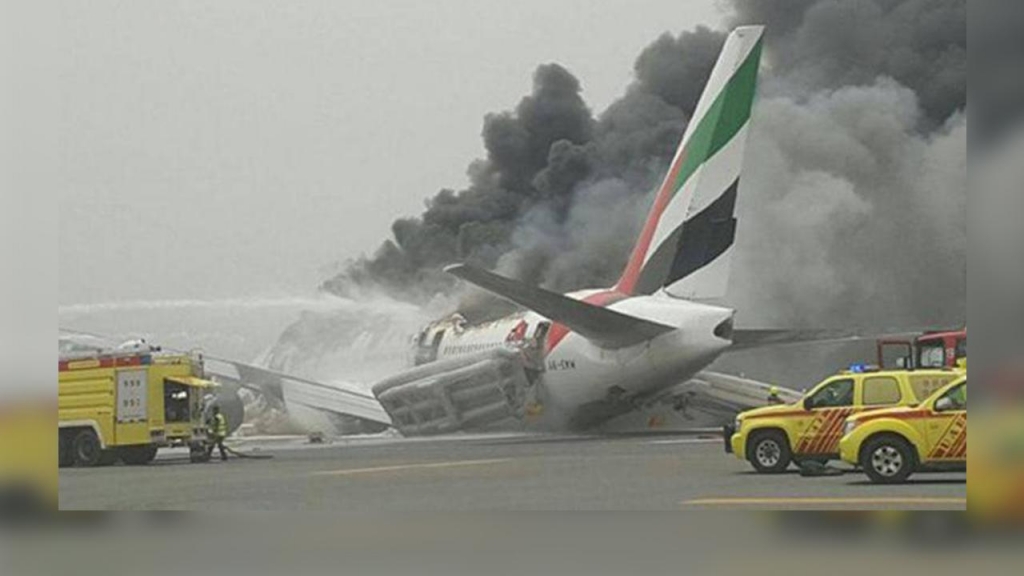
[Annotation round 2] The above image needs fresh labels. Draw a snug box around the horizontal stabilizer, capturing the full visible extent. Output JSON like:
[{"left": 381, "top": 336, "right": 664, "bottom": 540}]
[
  {"left": 730, "top": 329, "right": 929, "bottom": 351},
  {"left": 445, "top": 264, "right": 674, "bottom": 349}
]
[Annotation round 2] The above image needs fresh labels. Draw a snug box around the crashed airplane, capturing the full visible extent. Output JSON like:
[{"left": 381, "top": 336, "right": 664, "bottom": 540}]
[
  {"left": 374, "top": 25, "right": 782, "bottom": 434},
  {"left": 209, "top": 26, "right": 855, "bottom": 436}
]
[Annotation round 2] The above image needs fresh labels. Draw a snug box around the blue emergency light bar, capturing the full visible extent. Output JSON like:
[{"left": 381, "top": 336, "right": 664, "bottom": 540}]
[{"left": 848, "top": 363, "right": 880, "bottom": 373}]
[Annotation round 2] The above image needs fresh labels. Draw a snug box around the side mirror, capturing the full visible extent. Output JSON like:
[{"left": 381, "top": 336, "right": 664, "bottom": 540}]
[
  {"left": 802, "top": 397, "right": 813, "bottom": 411},
  {"left": 935, "top": 397, "right": 953, "bottom": 412}
]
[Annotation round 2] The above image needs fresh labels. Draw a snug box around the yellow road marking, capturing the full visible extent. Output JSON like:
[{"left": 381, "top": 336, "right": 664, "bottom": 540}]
[
  {"left": 681, "top": 497, "right": 966, "bottom": 507},
  {"left": 312, "top": 458, "right": 512, "bottom": 477}
]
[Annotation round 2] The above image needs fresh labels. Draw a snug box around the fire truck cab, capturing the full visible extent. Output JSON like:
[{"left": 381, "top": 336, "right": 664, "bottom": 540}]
[{"left": 877, "top": 329, "right": 966, "bottom": 371}]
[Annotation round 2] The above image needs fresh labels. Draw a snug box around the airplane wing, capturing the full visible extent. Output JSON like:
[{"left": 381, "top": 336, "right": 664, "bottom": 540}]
[
  {"left": 600, "top": 371, "right": 802, "bottom": 432},
  {"left": 648, "top": 370, "right": 802, "bottom": 419},
  {"left": 204, "top": 356, "right": 392, "bottom": 428},
  {"left": 678, "top": 370, "right": 802, "bottom": 408},
  {"left": 445, "top": 263, "right": 675, "bottom": 349}
]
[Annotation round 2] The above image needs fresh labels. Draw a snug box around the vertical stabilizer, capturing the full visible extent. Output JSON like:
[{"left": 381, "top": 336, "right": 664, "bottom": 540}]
[{"left": 616, "top": 26, "right": 763, "bottom": 299}]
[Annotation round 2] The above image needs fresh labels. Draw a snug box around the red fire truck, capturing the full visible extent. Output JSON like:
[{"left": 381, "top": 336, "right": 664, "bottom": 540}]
[{"left": 877, "top": 328, "right": 966, "bottom": 370}]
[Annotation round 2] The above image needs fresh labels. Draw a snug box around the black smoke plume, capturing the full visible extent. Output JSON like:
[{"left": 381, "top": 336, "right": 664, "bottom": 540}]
[{"left": 301, "top": 0, "right": 964, "bottom": 387}]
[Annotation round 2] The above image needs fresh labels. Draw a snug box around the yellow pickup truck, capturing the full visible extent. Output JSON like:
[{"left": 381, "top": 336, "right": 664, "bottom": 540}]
[
  {"left": 838, "top": 376, "right": 966, "bottom": 483},
  {"left": 726, "top": 367, "right": 959, "bottom": 473}
]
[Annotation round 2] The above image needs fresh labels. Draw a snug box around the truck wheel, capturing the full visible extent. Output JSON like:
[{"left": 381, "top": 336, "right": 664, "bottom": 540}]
[
  {"left": 58, "top": 434, "right": 74, "bottom": 468},
  {"left": 748, "top": 430, "right": 791, "bottom": 473},
  {"left": 861, "top": 435, "right": 915, "bottom": 484},
  {"left": 121, "top": 445, "right": 158, "bottom": 466},
  {"left": 72, "top": 429, "right": 102, "bottom": 467}
]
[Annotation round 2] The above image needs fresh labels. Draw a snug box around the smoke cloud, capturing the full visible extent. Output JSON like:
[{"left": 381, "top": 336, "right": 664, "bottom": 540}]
[{"left": 280, "top": 0, "right": 964, "bottom": 388}]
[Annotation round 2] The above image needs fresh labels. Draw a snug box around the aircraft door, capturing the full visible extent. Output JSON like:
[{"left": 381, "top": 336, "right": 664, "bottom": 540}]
[
  {"left": 521, "top": 321, "right": 549, "bottom": 379},
  {"left": 415, "top": 329, "right": 445, "bottom": 366}
]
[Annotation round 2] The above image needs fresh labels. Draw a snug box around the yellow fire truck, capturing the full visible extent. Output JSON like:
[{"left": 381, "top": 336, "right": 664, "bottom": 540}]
[{"left": 58, "top": 346, "right": 218, "bottom": 467}]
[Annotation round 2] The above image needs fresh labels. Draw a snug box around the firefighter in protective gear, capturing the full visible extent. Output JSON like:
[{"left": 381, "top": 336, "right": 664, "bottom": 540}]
[
  {"left": 206, "top": 405, "right": 229, "bottom": 461},
  {"left": 766, "top": 385, "right": 784, "bottom": 405}
]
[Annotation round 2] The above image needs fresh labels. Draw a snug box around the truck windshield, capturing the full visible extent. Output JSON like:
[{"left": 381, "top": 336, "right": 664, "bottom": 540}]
[{"left": 917, "top": 341, "right": 946, "bottom": 368}]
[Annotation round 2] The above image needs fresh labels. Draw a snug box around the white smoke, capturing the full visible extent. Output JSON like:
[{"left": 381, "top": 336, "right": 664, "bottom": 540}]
[
  {"left": 260, "top": 292, "right": 453, "bottom": 388},
  {"left": 58, "top": 293, "right": 376, "bottom": 363},
  {"left": 58, "top": 295, "right": 358, "bottom": 316}
]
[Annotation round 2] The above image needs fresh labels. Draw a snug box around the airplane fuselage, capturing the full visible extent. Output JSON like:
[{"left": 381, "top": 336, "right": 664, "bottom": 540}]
[{"left": 414, "top": 290, "right": 735, "bottom": 429}]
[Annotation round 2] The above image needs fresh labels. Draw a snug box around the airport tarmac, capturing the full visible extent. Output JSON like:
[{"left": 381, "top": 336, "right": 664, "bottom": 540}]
[{"left": 58, "top": 433, "right": 966, "bottom": 511}]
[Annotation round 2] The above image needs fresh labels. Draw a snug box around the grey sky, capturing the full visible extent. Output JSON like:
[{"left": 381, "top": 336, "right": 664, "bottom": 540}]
[{"left": 58, "top": 0, "right": 723, "bottom": 305}]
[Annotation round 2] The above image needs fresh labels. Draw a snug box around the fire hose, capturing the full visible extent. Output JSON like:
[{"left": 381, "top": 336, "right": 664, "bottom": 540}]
[
  {"left": 223, "top": 444, "right": 274, "bottom": 460},
  {"left": 190, "top": 437, "right": 274, "bottom": 462}
]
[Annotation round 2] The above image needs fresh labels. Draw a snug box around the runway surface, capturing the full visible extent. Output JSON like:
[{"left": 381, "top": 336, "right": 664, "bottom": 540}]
[{"left": 59, "top": 433, "right": 966, "bottom": 511}]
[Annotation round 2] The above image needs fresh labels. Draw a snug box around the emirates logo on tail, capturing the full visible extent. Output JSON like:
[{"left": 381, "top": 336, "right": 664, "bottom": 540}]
[{"left": 617, "top": 26, "right": 763, "bottom": 300}]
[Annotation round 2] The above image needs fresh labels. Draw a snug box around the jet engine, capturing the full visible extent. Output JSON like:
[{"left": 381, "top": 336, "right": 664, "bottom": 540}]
[{"left": 372, "top": 348, "right": 531, "bottom": 436}]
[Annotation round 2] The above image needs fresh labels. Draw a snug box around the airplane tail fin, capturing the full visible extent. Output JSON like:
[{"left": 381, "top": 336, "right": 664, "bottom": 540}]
[{"left": 616, "top": 26, "right": 763, "bottom": 299}]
